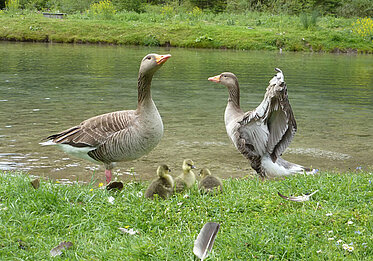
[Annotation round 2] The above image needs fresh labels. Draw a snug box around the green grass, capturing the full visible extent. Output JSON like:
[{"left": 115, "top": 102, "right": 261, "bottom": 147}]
[
  {"left": 1, "top": 170, "right": 372, "bottom": 260},
  {"left": 0, "top": 8, "right": 372, "bottom": 53}
]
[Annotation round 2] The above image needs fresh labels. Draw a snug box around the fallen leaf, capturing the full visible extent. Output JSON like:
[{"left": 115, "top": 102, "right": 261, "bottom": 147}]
[{"left": 50, "top": 241, "right": 73, "bottom": 257}]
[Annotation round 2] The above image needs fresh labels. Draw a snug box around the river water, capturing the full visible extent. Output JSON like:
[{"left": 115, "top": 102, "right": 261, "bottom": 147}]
[{"left": 0, "top": 42, "right": 372, "bottom": 183}]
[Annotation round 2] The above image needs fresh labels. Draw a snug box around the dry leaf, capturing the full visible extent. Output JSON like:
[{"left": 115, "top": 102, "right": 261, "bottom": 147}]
[{"left": 50, "top": 241, "right": 73, "bottom": 257}]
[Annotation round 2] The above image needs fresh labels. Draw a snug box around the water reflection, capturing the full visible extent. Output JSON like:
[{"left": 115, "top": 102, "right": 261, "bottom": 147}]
[{"left": 0, "top": 42, "right": 372, "bottom": 182}]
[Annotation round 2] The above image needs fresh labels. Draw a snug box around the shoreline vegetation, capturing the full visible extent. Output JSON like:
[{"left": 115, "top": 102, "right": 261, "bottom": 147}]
[
  {"left": 1, "top": 170, "right": 372, "bottom": 259},
  {"left": 0, "top": 1, "right": 373, "bottom": 53}
]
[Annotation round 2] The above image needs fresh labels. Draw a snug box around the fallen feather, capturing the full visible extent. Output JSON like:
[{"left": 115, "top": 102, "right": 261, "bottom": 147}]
[
  {"left": 50, "top": 241, "right": 73, "bottom": 257},
  {"left": 118, "top": 227, "right": 138, "bottom": 235},
  {"left": 193, "top": 222, "right": 220, "bottom": 261},
  {"left": 108, "top": 196, "right": 115, "bottom": 204},
  {"left": 278, "top": 190, "right": 319, "bottom": 202}
]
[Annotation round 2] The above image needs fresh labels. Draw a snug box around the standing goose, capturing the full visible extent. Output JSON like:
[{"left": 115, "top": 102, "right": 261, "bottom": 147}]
[
  {"left": 208, "top": 69, "right": 310, "bottom": 178},
  {"left": 174, "top": 159, "right": 196, "bottom": 193},
  {"left": 41, "top": 53, "right": 171, "bottom": 183},
  {"left": 145, "top": 164, "right": 174, "bottom": 199}
]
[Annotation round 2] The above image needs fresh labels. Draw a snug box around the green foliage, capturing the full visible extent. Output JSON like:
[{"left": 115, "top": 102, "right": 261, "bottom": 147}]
[
  {"left": 353, "top": 17, "right": 373, "bottom": 41},
  {"left": 143, "top": 34, "right": 160, "bottom": 46},
  {"left": 88, "top": 0, "right": 116, "bottom": 20},
  {"left": 226, "top": 0, "right": 373, "bottom": 17},
  {"left": 0, "top": 9, "right": 372, "bottom": 52},
  {"left": 190, "top": 0, "right": 227, "bottom": 13},
  {"left": 3, "top": 0, "right": 373, "bottom": 17},
  {"left": 160, "top": 4, "right": 175, "bottom": 18},
  {"left": 336, "top": 0, "right": 373, "bottom": 18},
  {"left": 5, "top": 0, "right": 19, "bottom": 13},
  {"left": 112, "top": 0, "right": 145, "bottom": 13},
  {"left": 300, "top": 9, "right": 319, "bottom": 29},
  {"left": 51, "top": 0, "right": 94, "bottom": 13}
]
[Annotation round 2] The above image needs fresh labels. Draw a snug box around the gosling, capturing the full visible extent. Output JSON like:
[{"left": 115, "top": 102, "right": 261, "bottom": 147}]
[
  {"left": 145, "top": 164, "right": 174, "bottom": 199},
  {"left": 174, "top": 159, "right": 196, "bottom": 193},
  {"left": 198, "top": 168, "right": 223, "bottom": 195}
]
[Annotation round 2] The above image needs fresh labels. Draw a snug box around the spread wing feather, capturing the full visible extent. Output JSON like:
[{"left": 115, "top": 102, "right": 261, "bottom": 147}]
[{"left": 238, "top": 69, "right": 296, "bottom": 162}]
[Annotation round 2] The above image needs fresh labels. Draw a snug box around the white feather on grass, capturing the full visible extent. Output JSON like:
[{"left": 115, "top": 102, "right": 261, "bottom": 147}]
[
  {"left": 278, "top": 190, "right": 319, "bottom": 202},
  {"left": 193, "top": 222, "right": 220, "bottom": 261}
]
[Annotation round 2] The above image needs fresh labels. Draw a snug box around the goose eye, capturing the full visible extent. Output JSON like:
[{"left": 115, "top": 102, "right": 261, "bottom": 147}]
[{"left": 147, "top": 56, "right": 151, "bottom": 60}]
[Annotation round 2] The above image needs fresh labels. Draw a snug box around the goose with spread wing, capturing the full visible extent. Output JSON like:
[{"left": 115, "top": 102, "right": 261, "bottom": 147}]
[
  {"left": 41, "top": 54, "right": 171, "bottom": 183},
  {"left": 208, "top": 69, "right": 310, "bottom": 178}
]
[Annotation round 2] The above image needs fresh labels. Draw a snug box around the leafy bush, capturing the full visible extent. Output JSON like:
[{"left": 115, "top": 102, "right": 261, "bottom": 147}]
[
  {"left": 143, "top": 34, "right": 160, "bottom": 46},
  {"left": 336, "top": 0, "right": 373, "bottom": 17},
  {"left": 112, "top": 0, "right": 145, "bottom": 13},
  {"left": 300, "top": 9, "right": 319, "bottom": 29},
  {"left": 353, "top": 17, "right": 373, "bottom": 41},
  {"left": 5, "top": 0, "right": 20, "bottom": 13},
  {"left": 88, "top": 0, "right": 116, "bottom": 19},
  {"left": 51, "top": 0, "right": 94, "bottom": 13},
  {"left": 189, "top": 0, "right": 227, "bottom": 13},
  {"left": 160, "top": 4, "right": 175, "bottom": 18}
]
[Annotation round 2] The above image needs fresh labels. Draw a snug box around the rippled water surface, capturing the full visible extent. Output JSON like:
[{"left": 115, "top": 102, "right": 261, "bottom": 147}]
[{"left": 1, "top": 42, "right": 372, "bottom": 183}]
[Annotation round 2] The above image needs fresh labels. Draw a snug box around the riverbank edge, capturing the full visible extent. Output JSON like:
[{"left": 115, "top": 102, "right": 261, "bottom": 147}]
[{"left": 1, "top": 15, "right": 372, "bottom": 53}]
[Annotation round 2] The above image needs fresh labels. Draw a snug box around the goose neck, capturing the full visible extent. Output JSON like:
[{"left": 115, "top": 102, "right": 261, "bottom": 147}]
[
  {"left": 227, "top": 85, "right": 240, "bottom": 109},
  {"left": 137, "top": 73, "right": 154, "bottom": 106}
]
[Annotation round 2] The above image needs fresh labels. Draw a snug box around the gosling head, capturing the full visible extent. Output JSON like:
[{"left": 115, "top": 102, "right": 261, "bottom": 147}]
[
  {"left": 182, "top": 159, "right": 195, "bottom": 172},
  {"left": 208, "top": 72, "right": 239, "bottom": 89},
  {"left": 139, "top": 53, "right": 171, "bottom": 76},
  {"left": 199, "top": 168, "right": 212, "bottom": 178},
  {"left": 157, "top": 164, "right": 171, "bottom": 177}
]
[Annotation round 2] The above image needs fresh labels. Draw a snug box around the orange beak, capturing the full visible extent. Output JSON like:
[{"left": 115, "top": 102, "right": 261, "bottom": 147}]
[
  {"left": 208, "top": 75, "right": 221, "bottom": 83},
  {"left": 155, "top": 54, "right": 171, "bottom": 65}
]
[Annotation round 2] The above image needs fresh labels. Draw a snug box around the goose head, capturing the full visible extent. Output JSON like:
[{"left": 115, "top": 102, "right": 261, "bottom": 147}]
[
  {"left": 199, "top": 168, "right": 212, "bottom": 178},
  {"left": 157, "top": 164, "right": 171, "bottom": 178},
  {"left": 208, "top": 72, "right": 238, "bottom": 89},
  {"left": 182, "top": 159, "right": 195, "bottom": 172},
  {"left": 139, "top": 54, "right": 171, "bottom": 76}
]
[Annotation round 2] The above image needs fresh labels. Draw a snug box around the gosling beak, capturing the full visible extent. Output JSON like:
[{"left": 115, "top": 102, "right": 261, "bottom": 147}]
[
  {"left": 208, "top": 75, "right": 221, "bottom": 83},
  {"left": 156, "top": 54, "right": 171, "bottom": 65},
  {"left": 168, "top": 168, "right": 171, "bottom": 172},
  {"left": 191, "top": 165, "right": 196, "bottom": 169}
]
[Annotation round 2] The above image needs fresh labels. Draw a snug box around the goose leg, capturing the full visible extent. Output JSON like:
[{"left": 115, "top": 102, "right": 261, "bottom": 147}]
[{"left": 105, "top": 169, "right": 112, "bottom": 184}]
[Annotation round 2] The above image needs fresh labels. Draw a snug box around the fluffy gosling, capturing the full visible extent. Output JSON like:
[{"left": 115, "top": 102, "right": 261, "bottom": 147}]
[
  {"left": 174, "top": 159, "right": 196, "bottom": 193},
  {"left": 145, "top": 164, "right": 174, "bottom": 199},
  {"left": 198, "top": 168, "right": 223, "bottom": 195}
]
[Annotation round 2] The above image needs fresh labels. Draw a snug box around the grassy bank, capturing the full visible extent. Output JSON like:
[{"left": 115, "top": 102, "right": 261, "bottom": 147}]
[
  {"left": 0, "top": 9, "right": 372, "bottom": 53},
  {"left": 0, "top": 171, "right": 372, "bottom": 260}
]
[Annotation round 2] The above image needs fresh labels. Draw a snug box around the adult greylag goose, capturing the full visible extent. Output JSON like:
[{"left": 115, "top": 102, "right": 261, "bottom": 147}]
[
  {"left": 198, "top": 168, "right": 223, "bottom": 194},
  {"left": 41, "top": 53, "right": 171, "bottom": 183},
  {"left": 208, "top": 69, "right": 310, "bottom": 178},
  {"left": 145, "top": 164, "right": 174, "bottom": 199},
  {"left": 174, "top": 159, "right": 196, "bottom": 193}
]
